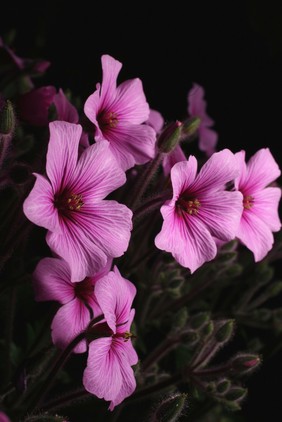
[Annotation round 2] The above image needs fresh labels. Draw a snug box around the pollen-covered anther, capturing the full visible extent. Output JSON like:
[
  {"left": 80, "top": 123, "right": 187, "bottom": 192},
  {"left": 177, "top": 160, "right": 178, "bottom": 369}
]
[
  {"left": 243, "top": 195, "right": 254, "bottom": 210},
  {"left": 99, "top": 111, "right": 119, "bottom": 128},
  {"left": 114, "top": 331, "right": 136, "bottom": 342},
  {"left": 67, "top": 193, "right": 84, "bottom": 211},
  {"left": 177, "top": 197, "right": 201, "bottom": 215}
]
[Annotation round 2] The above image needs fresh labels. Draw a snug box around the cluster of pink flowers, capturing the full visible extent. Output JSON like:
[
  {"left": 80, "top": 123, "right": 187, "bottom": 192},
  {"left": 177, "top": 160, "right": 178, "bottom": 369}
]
[{"left": 22, "top": 53, "right": 281, "bottom": 410}]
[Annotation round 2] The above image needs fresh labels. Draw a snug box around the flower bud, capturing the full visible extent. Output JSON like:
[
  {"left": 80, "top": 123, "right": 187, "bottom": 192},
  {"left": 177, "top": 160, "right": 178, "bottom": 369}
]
[
  {"left": 182, "top": 116, "right": 201, "bottom": 137},
  {"left": 215, "top": 320, "right": 234, "bottom": 344},
  {"left": 225, "top": 386, "right": 247, "bottom": 402},
  {"left": 172, "top": 308, "right": 188, "bottom": 330},
  {"left": 190, "top": 312, "right": 210, "bottom": 330},
  {"left": 150, "top": 392, "right": 188, "bottom": 422},
  {"left": 0, "top": 99, "right": 15, "bottom": 135},
  {"left": 157, "top": 121, "right": 182, "bottom": 153},
  {"left": 230, "top": 353, "right": 261, "bottom": 376},
  {"left": 200, "top": 321, "right": 214, "bottom": 339},
  {"left": 216, "top": 378, "right": 231, "bottom": 394}
]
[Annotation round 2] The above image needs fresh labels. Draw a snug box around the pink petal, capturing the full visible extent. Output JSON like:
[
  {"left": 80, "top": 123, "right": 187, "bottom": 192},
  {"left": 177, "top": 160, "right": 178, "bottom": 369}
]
[
  {"left": 252, "top": 187, "right": 281, "bottom": 232},
  {"left": 146, "top": 109, "right": 164, "bottom": 133},
  {"left": 46, "top": 121, "right": 82, "bottom": 193},
  {"left": 23, "top": 173, "right": 60, "bottom": 232},
  {"left": 198, "top": 126, "right": 218, "bottom": 156},
  {"left": 0, "top": 411, "right": 11, "bottom": 422},
  {"left": 193, "top": 149, "right": 238, "bottom": 194},
  {"left": 170, "top": 156, "right": 198, "bottom": 199},
  {"left": 106, "top": 123, "right": 156, "bottom": 170},
  {"left": 95, "top": 270, "right": 136, "bottom": 334},
  {"left": 198, "top": 190, "right": 243, "bottom": 240},
  {"left": 74, "top": 200, "right": 132, "bottom": 262},
  {"left": 100, "top": 55, "right": 122, "bottom": 107},
  {"left": 46, "top": 221, "right": 107, "bottom": 282},
  {"left": 162, "top": 145, "right": 186, "bottom": 177},
  {"left": 234, "top": 150, "right": 247, "bottom": 190},
  {"left": 114, "top": 78, "right": 150, "bottom": 124},
  {"left": 109, "top": 343, "right": 137, "bottom": 410},
  {"left": 51, "top": 299, "right": 90, "bottom": 353},
  {"left": 187, "top": 83, "right": 214, "bottom": 126},
  {"left": 155, "top": 204, "right": 217, "bottom": 273},
  {"left": 33, "top": 257, "right": 74, "bottom": 304},
  {"left": 18, "top": 86, "right": 56, "bottom": 126},
  {"left": 83, "top": 337, "right": 122, "bottom": 401},
  {"left": 243, "top": 148, "right": 281, "bottom": 193},
  {"left": 237, "top": 210, "right": 275, "bottom": 261},
  {"left": 72, "top": 140, "right": 126, "bottom": 201},
  {"left": 84, "top": 88, "right": 102, "bottom": 136},
  {"left": 53, "top": 88, "right": 79, "bottom": 123}
]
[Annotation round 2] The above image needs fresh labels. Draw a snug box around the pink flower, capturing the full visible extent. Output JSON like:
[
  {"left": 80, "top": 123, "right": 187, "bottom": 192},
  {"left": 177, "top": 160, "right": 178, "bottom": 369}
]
[
  {"left": 23, "top": 121, "right": 132, "bottom": 282},
  {"left": 18, "top": 86, "right": 56, "bottom": 126},
  {"left": 0, "top": 411, "right": 11, "bottom": 422},
  {"left": 146, "top": 109, "right": 164, "bottom": 134},
  {"left": 187, "top": 83, "right": 218, "bottom": 156},
  {"left": 155, "top": 150, "right": 243, "bottom": 272},
  {"left": 83, "top": 267, "right": 138, "bottom": 410},
  {"left": 33, "top": 257, "right": 112, "bottom": 353},
  {"left": 234, "top": 148, "right": 281, "bottom": 261},
  {"left": 84, "top": 54, "right": 156, "bottom": 170},
  {"left": 53, "top": 88, "right": 79, "bottom": 123}
]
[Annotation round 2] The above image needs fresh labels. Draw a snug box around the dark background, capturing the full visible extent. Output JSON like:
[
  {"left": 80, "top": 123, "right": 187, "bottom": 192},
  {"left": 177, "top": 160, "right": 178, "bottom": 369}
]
[{"left": 1, "top": 2, "right": 282, "bottom": 420}]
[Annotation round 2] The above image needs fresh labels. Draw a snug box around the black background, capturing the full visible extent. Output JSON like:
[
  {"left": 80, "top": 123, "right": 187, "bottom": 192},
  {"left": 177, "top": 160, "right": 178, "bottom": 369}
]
[{"left": 1, "top": 1, "right": 282, "bottom": 420}]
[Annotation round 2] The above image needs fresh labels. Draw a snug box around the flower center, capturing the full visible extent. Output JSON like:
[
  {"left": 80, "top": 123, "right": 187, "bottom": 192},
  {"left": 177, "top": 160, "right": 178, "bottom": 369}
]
[
  {"left": 114, "top": 331, "right": 136, "bottom": 342},
  {"left": 176, "top": 196, "right": 201, "bottom": 215},
  {"left": 98, "top": 111, "right": 119, "bottom": 129},
  {"left": 74, "top": 277, "right": 94, "bottom": 302},
  {"left": 55, "top": 192, "right": 84, "bottom": 212},
  {"left": 243, "top": 195, "right": 254, "bottom": 210}
]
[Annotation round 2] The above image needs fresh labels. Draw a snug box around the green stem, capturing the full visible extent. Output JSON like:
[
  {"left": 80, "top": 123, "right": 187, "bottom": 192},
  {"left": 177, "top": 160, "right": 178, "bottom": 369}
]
[
  {"left": 142, "top": 336, "right": 179, "bottom": 373},
  {"left": 41, "top": 388, "right": 89, "bottom": 412},
  {"left": 133, "top": 190, "right": 171, "bottom": 223}
]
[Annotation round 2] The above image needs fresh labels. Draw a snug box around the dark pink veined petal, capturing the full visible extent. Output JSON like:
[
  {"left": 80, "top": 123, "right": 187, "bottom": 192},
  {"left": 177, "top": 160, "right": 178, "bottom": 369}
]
[
  {"left": 162, "top": 145, "right": 186, "bottom": 177},
  {"left": 197, "top": 190, "right": 243, "bottom": 241},
  {"left": 95, "top": 270, "right": 136, "bottom": 333},
  {"left": 71, "top": 140, "right": 126, "bottom": 201},
  {"left": 23, "top": 173, "right": 60, "bottom": 233},
  {"left": 188, "top": 83, "right": 214, "bottom": 126},
  {"left": 46, "top": 221, "right": 107, "bottom": 282},
  {"left": 100, "top": 55, "right": 122, "bottom": 108},
  {"left": 18, "top": 86, "right": 56, "bottom": 126},
  {"left": 109, "top": 345, "right": 137, "bottom": 410},
  {"left": 243, "top": 148, "right": 281, "bottom": 193},
  {"left": 113, "top": 267, "right": 137, "bottom": 306},
  {"left": 192, "top": 149, "right": 239, "bottom": 194},
  {"left": 198, "top": 126, "right": 218, "bottom": 156},
  {"left": 91, "top": 258, "right": 113, "bottom": 284},
  {"left": 237, "top": 210, "right": 275, "bottom": 261},
  {"left": 106, "top": 123, "right": 156, "bottom": 171},
  {"left": 114, "top": 309, "right": 138, "bottom": 365},
  {"left": 46, "top": 121, "right": 82, "bottom": 193},
  {"left": 53, "top": 88, "right": 79, "bottom": 123},
  {"left": 234, "top": 150, "right": 248, "bottom": 190},
  {"left": 74, "top": 200, "right": 132, "bottom": 263},
  {"left": 84, "top": 87, "right": 103, "bottom": 136},
  {"left": 251, "top": 187, "right": 281, "bottom": 232},
  {"left": 170, "top": 156, "right": 198, "bottom": 199},
  {"left": 51, "top": 299, "right": 90, "bottom": 353},
  {"left": 33, "top": 257, "right": 74, "bottom": 304},
  {"left": 146, "top": 109, "right": 164, "bottom": 133},
  {"left": 155, "top": 203, "right": 217, "bottom": 273},
  {"left": 83, "top": 337, "right": 122, "bottom": 401},
  {"left": 114, "top": 78, "right": 149, "bottom": 124}
]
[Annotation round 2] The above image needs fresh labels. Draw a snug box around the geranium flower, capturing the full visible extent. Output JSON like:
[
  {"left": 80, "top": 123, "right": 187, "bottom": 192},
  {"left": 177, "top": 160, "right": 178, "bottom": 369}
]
[
  {"left": 33, "top": 257, "right": 112, "bottom": 353},
  {"left": 23, "top": 121, "right": 132, "bottom": 282},
  {"left": 187, "top": 83, "right": 218, "bottom": 156},
  {"left": 235, "top": 148, "right": 281, "bottom": 261},
  {"left": 155, "top": 149, "right": 243, "bottom": 272},
  {"left": 84, "top": 54, "right": 156, "bottom": 170},
  {"left": 83, "top": 267, "right": 138, "bottom": 410}
]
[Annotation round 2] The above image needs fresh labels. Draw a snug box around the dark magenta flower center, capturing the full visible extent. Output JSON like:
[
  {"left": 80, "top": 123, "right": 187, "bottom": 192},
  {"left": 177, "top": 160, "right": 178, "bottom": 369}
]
[
  {"left": 55, "top": 191, "right": 84, "bottom": 213},
  {"left": 98, "top": 110, "right": 119, "bottom": 130},
  {"left": 176, "top": 196, "right": 201, "bottom": 215},
  {"left": 74, "top": 277, "right": 94, "bottom": 302}
]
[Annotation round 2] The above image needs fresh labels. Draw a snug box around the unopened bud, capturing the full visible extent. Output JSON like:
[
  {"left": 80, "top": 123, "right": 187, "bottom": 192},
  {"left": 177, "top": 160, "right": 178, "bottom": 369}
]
[
  {"left": 0, "top": 100, "right": 15, "bottom": 135},
  {"left": 150, "top": 392, "right": 188, "bottom": 422},
  {"left": 181, "top": 330, "right": 199, "bottom": 346},
  {"left": 172, "top": 308, "right": 188, "bottom": 330},
  {"left": 215, "top": 320, "right": 234, "bottom": 344},
  {"left": 216, "top": 378, "right": 231, "bottom": 394},
  {"left": 225, "top": 386, "right": 247, "bottom": 402},
  {"left": 230, "top": 353, "right": 261, "bottom": 376},
  {"left": 182, "top": 116, "right": 201, "bottom": 137},
  {"left": 158, "top": 121, "right": 182, "bottom": 153},
  {"left": 190, "top": 312, "right": 210, "bottom": 330},
  {"left": 200, "top": 321, "right": 214, "bottom": 339}
]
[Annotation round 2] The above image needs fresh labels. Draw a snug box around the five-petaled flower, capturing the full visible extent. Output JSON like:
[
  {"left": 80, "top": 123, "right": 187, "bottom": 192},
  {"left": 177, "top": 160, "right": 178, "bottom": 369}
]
[
  {"left": 155, "top": 149, "right": 243, "bottom": 273},
  {"left": 83, "top": 266, "right": 138, "bottom": 410},
  {"left": 23, "top": 120, "right": 132, "bottom": 282},
  {"left": 234, "top": 148, "right": 281, "bottom": 261},
  {"left": 84, "top": 54, "right": 156, "bottom": 170}
]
